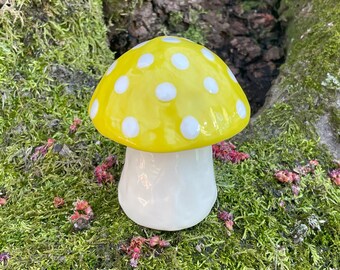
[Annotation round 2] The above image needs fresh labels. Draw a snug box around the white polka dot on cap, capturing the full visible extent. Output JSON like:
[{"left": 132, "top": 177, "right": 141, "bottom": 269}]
[
  {"left": 122, "top": 116, "right": 140, "bottom": 138},
  {"left": 171, "top": 53, "right": 189, "bottom": 70},
  {"left": 162, "top": 36, "right": 180, "bottom": 43},
  {"left": 155, "top": 82, "right": 177, "bottom": 102},
  {"left": 114, "top": 75, "right": 129, "bottom": 94},
  {"left": 180, "top": 116, "right": 200, "bottom": 140},
  {"left": 201, "top": 48, "right": 215, "bottom": 61},
  {"left": 204, "top": 77, "right": 219, "bottom": 94},
  {"left": 137, "top": 53, "right": 154, "bottom": 68},
  {"left": 236, "top": 100, "right": 247, "bottom": 119},
  {"left": 90, "top": 99, "right": 99, "bottom": 120}
]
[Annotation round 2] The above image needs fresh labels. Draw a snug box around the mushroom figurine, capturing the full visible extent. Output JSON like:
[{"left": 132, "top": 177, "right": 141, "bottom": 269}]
[{"left": 88, "top": 36, "right": 250, "bottom": 231}]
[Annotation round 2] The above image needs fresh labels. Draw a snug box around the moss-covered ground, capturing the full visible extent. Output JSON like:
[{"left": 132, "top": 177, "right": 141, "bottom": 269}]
[{"left": 0, "top": 0, "right": 339, "bottom": 269}]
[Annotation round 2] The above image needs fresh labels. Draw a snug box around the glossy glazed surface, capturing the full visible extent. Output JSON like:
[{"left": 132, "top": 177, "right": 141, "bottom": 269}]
[
  {"left": 118, "top": 146, "right": 217, "bottom": 231},
  {"left": 89, "top": 36, "right": 250, "bottom": 152}
]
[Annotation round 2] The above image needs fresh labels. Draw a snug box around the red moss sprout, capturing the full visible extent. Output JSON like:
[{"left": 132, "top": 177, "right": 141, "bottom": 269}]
[
  {"left": 31, "top": 138, "right": 55, "bottom": 161},
  {"left": 94, "top": 155, "right": 117, "bottom": 185},
  {"left": 0, "top": 197, "right": 7, "bottom": 206},
  {"left": 328, "top": 168, "right": 340, "bottom": 186},
  {"left": 275, "top": 160, "right": 320, "bottom": 197},
  {"left": 69, "top": 118, "right": 82, "bottom": 133},
  {"left": 53, "top": 197, "right": 65, "bottom": 208},
  {"left": 69, "top": 200, "right": 94, "bottom": 230},
  {"left": 218, "top": 210, "right": 234, "bottom": 235},
  {"left": 212, "top": 141, "right": 249, "bottom": 163},
  {"left": 120, "top": 236, "right": 170, "bottom": 268}
]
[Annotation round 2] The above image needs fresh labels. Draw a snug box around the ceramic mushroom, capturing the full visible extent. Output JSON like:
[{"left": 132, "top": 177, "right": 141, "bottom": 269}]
[{"left": 88, "top": 36, "right": 250, "bottom": 231}]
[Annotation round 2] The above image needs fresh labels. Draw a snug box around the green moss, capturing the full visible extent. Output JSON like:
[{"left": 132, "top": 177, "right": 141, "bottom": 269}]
[
  {"left": 168, "top": 8, "right": 207, "bottom": 45},
  {"left": 0, "top": 0, "right": 339, "bottom": 269},
  {"left": 281, "top": 0, "right": 340, "bottom": 92},
  {"left": 182, "top": 25, "right": 207, "bottom": 45},
  {"left": 169, "top": 11, "right": 184, "bottom": 27}
]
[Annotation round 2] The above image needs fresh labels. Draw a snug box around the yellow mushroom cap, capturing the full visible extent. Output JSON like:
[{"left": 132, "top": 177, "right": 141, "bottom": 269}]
[{"left": 88, "top": 36, "right": 250, "bottom": 153}]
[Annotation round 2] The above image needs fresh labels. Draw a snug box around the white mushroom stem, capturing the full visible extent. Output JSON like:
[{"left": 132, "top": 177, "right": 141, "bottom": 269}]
[{"left": 118, "top": 146, "right": 217, "bottom": 231}]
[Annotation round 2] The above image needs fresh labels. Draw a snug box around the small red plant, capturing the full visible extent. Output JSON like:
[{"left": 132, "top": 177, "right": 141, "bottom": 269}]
[
  {"left": 69, "top": 199, "right": 94, "bottom": 230},
  {"left": 212, "top": 141, "right": 249, "bottom": 163},
  {"left": 94, "top": 155, "right": 117, "bottom": 185},
  {"left": 274, "top": 170, "right": 300, "bottom": 184},
  {"left": 309, "top": 160, "right": 319, "bottom": 167},
  {"left": 218, "top": 210, "right": 234, "bottom": 233},
  {"left": 74, "top": 200, "right": 90, "bottom": 211},
  {"left": 69, "top": 118, "right": 82, "bottom": 133},
  {"left": 53, "top": 197, "right": 65, "bottom": 208},
  {"left": 31, "top": 138, "right": 55, "bottom": 161},
  {"left": 274, "top": 170, "right": 300, "bottom": 196},
  {"left": 120, "top": 236, "right": 170, "bottom": 268},
  {"left": 148, "top": 236, "right": 160, "bottom": 247},
  {"left": 0, "top": 197, "right": 7, "bottom": 206},
  {"left": 147, "top": 236, "right": 170, "bottom": 248},
  {"left": 275, "top": 160, "right": 321, "bottom": 196},
  {"left": 130, "top": 247, "right": 141, "bottom": 268},
  {"left": 294, "top": 160, "right": 319, "bottom": 175},
  {"left": 328, "top": 168, "right": 340, "bottom": 186},
  {"left": 120, "top": 236, "right": 146, "bottom": 268}
]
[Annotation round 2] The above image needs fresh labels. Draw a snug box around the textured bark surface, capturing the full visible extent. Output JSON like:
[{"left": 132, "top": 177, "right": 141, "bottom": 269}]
[{"left": 246, "top": 0, "right": 340, "bottom": 158}]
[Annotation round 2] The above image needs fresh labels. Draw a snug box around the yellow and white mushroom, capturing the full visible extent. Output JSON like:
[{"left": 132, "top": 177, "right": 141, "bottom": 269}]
[{"left": 89, "top": 36, "right": 250, "bottom": 231}]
